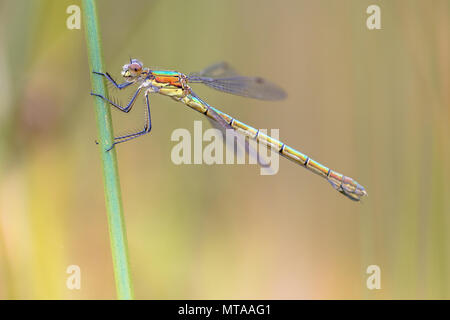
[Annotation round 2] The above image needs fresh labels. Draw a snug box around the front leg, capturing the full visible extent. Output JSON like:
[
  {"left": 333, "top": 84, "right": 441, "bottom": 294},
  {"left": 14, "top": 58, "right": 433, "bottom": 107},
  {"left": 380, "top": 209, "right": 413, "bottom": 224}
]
[
  {"left": 91, "top": 86, "right": 142, "bottom": 113},
  {"left": 105, "top": 91, "right": 153, "bottom": 151},
  {"left": 92, "top": 71, "right": 133, "bottom": 89}
]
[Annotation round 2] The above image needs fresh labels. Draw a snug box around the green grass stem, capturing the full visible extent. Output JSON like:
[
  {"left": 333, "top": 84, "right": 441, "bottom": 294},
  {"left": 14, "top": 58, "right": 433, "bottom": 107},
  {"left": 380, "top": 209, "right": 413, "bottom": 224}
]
[{"left": 82, "top": 0, "right": 134, "bottom": 300}]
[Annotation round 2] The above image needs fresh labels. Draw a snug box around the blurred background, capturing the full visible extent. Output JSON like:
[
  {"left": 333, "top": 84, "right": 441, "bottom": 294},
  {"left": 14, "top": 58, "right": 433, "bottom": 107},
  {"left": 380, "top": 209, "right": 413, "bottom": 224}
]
[{"left": 0, "top": 0, "right": 449, "bottom": 299}]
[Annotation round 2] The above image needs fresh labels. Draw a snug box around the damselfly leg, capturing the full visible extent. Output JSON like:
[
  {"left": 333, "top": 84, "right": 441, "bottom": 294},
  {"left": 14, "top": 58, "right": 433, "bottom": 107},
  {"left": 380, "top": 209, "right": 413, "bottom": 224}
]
[
  {"left": 91, "top": 71, "right": 142, "bottom": 112},
  {"left": 106, "top": 93, "right": 152, "bottom": 151},
  {"left": 91, "top": 72, "right": 154, "bottom": 150},
  {"left": 92, "top": 71, "right": 134, "bottom": 90}
]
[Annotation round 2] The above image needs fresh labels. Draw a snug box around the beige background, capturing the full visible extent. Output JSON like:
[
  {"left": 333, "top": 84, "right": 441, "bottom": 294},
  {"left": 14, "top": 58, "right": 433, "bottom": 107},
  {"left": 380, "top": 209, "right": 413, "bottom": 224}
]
[{"left": 0, "top": 0, "right": 448, "bottom": 299}]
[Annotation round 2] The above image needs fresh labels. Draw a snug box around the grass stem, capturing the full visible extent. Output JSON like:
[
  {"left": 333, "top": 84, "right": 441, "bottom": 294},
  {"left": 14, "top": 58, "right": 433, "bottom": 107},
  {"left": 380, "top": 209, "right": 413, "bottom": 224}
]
[{"left": 82, "top": 0, "right": 134, "bottom": 299}]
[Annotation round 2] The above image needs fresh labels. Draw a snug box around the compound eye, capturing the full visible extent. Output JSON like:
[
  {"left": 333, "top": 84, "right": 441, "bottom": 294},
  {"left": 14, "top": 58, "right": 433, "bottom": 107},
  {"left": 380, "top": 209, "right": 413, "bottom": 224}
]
[{"left": 129, "top": 63, "right": 142, "bottom": 72}]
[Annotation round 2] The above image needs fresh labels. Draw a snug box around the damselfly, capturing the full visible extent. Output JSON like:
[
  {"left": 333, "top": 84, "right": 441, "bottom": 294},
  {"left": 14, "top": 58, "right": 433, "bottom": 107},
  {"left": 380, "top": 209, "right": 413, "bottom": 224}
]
[{"left": 91, "top": 59, "right": 367, "bottom": 201}]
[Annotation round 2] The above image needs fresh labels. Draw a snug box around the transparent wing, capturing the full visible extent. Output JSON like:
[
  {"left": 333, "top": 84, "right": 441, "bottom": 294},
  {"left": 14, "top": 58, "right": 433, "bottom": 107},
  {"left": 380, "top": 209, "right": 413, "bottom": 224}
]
[
  {"left": 205, "top": 117, "right": 273, "bottom": 172},
  {"left": 188, "top": 62, "right": 287, "bottom": 101},
  {"left": 191, "top": 90, "right": 273, "bottom": 172},
  {"left": 192, "top": 62, "right": 239, "bottom": 78},
  {"left": 190, "top": 91, "right": 234, "bottom": 131}
]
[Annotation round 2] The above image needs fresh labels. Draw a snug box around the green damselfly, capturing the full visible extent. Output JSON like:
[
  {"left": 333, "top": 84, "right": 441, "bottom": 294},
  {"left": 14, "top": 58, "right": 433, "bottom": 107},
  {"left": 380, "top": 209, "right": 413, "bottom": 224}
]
[{"left": 91, "top": 59, "right": 367, "bottom": 201}]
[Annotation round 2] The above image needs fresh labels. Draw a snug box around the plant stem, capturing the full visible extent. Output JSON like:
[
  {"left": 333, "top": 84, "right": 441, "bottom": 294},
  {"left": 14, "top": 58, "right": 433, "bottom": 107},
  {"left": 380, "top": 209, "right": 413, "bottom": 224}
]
[{"left": 82, "top": 0, "right": 134, "bottom": 299}]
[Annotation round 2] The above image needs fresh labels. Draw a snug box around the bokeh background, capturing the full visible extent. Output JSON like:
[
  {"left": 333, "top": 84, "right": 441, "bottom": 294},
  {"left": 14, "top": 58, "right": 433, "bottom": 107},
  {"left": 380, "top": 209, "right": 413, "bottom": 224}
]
[{"left": 0, "top": 0, "right": 449, "bottom": 299}]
